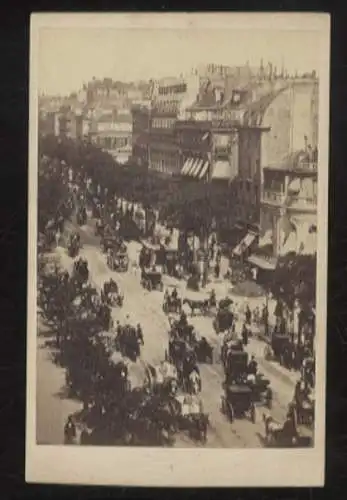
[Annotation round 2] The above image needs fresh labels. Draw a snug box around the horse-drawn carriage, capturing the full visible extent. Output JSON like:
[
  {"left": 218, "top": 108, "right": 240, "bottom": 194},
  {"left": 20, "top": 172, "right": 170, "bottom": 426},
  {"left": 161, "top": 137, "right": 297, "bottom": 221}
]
[
  {"left": 223, "top": 349, "right": 249, "bottom": 384},
  {"left": 221, "top": 383, "right": 256, "bottom": 423},
  {"left": 162, "top": 247, "right": 184, "bottom": 279},
  {"left": 72, "top": 258, "right": 89, "bottom": 287},
  {"left": 67, "top": 234, "right": 80, "bottom": 258},
  {"left": 213, "top": 307, "right": 234, "bottom": 334},
  {"left": 101, "top": 280, "right": 124, "bottom": 308},
  {"left": 115, "top": 326, "right": 142, "bottom": 362},
  {"left": 264, "top": 332, "right": 292, "bottom": 366},
  {"left": 173, "top": 394, "right": 209, "bottom": 443},
  {"left": 165, "top": 337, "right": 201, "bottom": 392},
  {"left": 106, "top": 245, "right": 129, "bottom": 272},
  {"left": 162, "top": 292, "right": 182, "bottom": 314},
  {"left": 263, "top": 403, "right": 313, "bottom": 448},
  {"left": 141, "top": 267, "right": 164, "bottom": 291},
  {"left": 101, "top": 233, "right": 120, "bottom": 254},
  {"left": 144, "top": 362, "right": 179, "bottom": 397},
  {"left": 95, "top": 217, "right": 105, "bottom": 236},
  {"left": 293, "top": 383, "right": 315, "bottom": 426},
  {"left": 168, "top": 318, "right": 214, "bottom": 364}
]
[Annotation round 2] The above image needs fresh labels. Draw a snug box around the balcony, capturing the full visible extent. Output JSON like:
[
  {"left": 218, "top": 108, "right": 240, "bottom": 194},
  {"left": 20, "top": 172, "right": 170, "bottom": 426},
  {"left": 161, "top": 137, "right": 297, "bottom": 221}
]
[
  {"left": 294, "top": 161, "right": 318, "bottom": 173},
  {"left": 261, "top": 190, "right": 286, "bottom": 205},
  {"left": 287, "top": 195, "right": 317, "bottom": 212}
]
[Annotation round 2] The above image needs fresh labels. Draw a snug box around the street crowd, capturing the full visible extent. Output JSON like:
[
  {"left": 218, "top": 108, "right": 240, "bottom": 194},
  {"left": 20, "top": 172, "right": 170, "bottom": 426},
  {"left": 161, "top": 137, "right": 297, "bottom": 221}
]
[{"left": 37, "top": 145, "right": 316, "bottom": 447}]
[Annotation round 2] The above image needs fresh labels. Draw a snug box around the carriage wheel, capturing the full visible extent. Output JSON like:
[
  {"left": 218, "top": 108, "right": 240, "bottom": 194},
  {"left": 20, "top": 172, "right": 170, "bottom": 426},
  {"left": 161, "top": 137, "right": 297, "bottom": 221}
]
[
  {"left": 228, "top": 404, "right": 234, "bottom": 423},
  {"left": 250, "top": 403, "right": 256, "bottom": 423},
  {"left": 279, "top": 352, "right": 284, "bottom": 366},
  {"left": 265, "top": 388, "right": 273, "bottom": 409},
  {"left": 264, "top": 345, "right": 272, "bottom": 360}
]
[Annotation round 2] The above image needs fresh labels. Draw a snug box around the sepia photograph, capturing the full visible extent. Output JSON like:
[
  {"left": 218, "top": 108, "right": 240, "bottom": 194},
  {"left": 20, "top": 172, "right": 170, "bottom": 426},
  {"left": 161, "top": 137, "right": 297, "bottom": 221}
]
[{"left": 26, "top": 13, "right": 330, "bottom": 486}]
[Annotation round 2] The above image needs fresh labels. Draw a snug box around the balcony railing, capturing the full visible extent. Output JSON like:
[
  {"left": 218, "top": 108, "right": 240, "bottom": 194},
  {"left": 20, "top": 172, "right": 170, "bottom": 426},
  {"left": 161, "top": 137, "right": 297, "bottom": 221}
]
[
  {"left": 261, "top": 191, "right": 286, "bottom": 204},
  {"left": 295, "top": 161, "right": 318, "bottom": 172},
  {"left": 262, "top": 191, "right": 317, "bottom": 210},
  {"left": 288, "top": 196, "right": 317, "bottom": 209}
]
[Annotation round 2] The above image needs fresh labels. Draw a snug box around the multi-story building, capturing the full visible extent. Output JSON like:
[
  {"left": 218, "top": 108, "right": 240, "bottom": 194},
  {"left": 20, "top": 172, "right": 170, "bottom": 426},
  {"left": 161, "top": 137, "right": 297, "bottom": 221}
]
[
  {"left": 89, "top": 110, "right": 133, "bottom": 164},
  {"left": 131, "top": 104, "right": 151, "bottom": 167},
  {"left": 146, "top": 75, "right": 200, "bottom": 175},
  {"left": 249, "top": 147, "right": 317, "bottom": 271}
]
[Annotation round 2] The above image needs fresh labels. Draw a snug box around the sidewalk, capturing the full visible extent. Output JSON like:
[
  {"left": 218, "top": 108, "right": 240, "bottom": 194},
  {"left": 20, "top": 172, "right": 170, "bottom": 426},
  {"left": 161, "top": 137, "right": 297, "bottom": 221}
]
[{"left": 247, "top": 337, "right": 300, "bottom": 388}]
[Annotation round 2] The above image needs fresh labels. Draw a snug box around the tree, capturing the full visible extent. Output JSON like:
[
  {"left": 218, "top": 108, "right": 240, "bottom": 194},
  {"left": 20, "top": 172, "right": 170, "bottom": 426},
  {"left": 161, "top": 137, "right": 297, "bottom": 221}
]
[{"left": 267, "top": 252, "right": 317, "bottom": 312}]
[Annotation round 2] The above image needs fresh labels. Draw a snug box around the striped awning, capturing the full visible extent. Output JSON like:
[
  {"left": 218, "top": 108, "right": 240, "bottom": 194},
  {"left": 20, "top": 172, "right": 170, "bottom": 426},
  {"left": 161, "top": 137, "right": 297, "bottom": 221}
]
[
  {"left": 183, "top": 158, "right": 194, "bottom": 175},
  {"left": 233, "top": 232, "right": 257, "bottom": 256},
  {"left": 188, "top": 159, "right": 200, "bottom": 176},
  {"left": 199, "top": 161, "right": 210, "bottom": 180},
  {"left": 212, "top": 161, "right": 231, "bottom": 180},
  {"left": 191, "top": 159, "right": 204, "bottom": 178},
  {"left": 185, "top": 158, "right": 197, "bottom": 176},
  {"left": 181, "top": 158, "right": 192, "bottom": 175}
]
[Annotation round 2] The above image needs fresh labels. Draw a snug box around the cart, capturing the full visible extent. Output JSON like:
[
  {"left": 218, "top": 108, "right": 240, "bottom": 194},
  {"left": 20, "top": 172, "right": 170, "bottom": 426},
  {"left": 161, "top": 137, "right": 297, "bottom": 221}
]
[
  {"left": 141, "top": 267, "right": 164, "bottom": 291},
  {"left": 221, "top": 383, "right": 256, "bottom": 423},
  {"left": 223, "top": 350, "right": 249, "bottom": 384},
  {"left": 264, "top": 332, "right": 292, "bottom": 365},
  {"left": 213, "top": 308, "right": 234, "bottom": 334},
  {"left": 106, "top": 247, "right": 129, "bottom": 272},
  {"left": 249, "top": 373, "right": 273, "bottom": 408},
  {"left": 174, "top": 394, "right": 209, "bottom": 443}
]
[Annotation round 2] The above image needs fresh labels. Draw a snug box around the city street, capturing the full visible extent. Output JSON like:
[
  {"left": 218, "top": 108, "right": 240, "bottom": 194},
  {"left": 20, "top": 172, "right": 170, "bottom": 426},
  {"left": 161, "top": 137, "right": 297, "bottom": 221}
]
[{"left": 37, "top": 214, "right": 304, "bottom": 448}]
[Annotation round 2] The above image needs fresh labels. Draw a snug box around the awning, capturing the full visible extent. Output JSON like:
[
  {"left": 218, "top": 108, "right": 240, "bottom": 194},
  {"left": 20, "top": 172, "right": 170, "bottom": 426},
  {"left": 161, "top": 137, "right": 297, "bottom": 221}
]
[
  {"left": 189, "top": 159, "right": 201, "bottom": 177},
  {"left": 199, "top": 161, "right": 210, "bottom": 180},
  {"left": 191, "top": 160, "right": 204, "bottom": 178},
  {"left": 247, "top": 254, "right": 277, "bottom": 270},
  {"left": 186, "top": 158, "right": 197, "bottom": 176},
  {"left": 233, "top": 232, "right": 257, "bottom": 256},
  {"left": 181, "top": 158, "right": 191, "bottom": 175},
  {"left": 184, "top": 158, "right": 194, "bottom": 175},
  {"left": 212, "top": 161, "right": 231, "bottom": 180}
]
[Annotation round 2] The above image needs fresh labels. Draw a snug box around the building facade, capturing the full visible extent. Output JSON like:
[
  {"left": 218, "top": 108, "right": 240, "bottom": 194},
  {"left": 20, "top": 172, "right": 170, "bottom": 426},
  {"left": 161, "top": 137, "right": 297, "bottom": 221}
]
[
  {"left": 131, "top": 104, "right": 151, "bottom": 167},
  {"left": 252, "top": 148, "right": 317, "bottom": 269},
  {"left": 89, "top": 111, "right": 133, "bottom": 164},
  {"left": 146, "top": 75, "right": 200, "bottom": 175}
]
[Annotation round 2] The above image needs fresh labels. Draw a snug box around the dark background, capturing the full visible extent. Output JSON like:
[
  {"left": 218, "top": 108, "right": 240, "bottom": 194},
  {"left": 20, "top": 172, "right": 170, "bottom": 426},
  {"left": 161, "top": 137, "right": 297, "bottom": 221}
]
[{"left": 0, "top": 4, "right": 346, "bottom": 499}]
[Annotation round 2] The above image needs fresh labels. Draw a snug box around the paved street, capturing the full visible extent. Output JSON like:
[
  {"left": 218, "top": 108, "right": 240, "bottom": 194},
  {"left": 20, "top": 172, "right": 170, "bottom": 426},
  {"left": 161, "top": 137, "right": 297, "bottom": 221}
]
[{"left": 37, "top": 215, "right": 305, "bottom": 448}]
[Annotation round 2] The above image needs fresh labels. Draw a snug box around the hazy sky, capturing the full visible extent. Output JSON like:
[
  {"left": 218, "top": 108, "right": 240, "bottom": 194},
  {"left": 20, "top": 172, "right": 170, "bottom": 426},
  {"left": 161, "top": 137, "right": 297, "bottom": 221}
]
[{"left": 38, "top": 27, "right": 322, "bottom": 96}]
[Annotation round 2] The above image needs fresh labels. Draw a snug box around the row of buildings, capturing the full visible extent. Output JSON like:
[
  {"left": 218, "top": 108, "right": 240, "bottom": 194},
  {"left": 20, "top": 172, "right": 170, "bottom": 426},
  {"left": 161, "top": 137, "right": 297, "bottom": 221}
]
[
  {"left": 130, "top": 64, "right": 319, "bottom": 273},
  {"left": 38, "top": 62, "right": 319, "bottom": 272}
]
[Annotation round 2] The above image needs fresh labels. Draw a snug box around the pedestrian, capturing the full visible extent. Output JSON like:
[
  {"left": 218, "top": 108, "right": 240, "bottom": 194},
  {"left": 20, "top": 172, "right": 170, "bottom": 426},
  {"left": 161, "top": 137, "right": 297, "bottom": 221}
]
[
  {"left": 245, "top": 304, "right": 252, "bottom": 325},
  {"left": 214, "top": 260, "right": 220, "bottom": 279},
  {"left": 242, "top": 323, "right": 249, "bottom": 346}
]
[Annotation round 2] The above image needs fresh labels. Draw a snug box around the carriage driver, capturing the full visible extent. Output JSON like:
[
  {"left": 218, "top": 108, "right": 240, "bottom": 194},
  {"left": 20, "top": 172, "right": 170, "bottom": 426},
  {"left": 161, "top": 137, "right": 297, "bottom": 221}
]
[
  {"left": 248, "top": 355, "right": 258, "bottom": 376},
  {"left": 178, "top": 309, "right": 188, "bottom": 329},
  {"left": 171, "top": 286, "right": 178, "bottom": 301},
  {"left": 209, "top": 288, "right": 216, "bottom": 306}
]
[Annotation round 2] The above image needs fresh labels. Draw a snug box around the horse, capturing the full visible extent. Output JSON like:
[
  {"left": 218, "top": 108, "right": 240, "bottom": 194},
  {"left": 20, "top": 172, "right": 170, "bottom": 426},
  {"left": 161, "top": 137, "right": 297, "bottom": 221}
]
[
  {"left": 182, "top": 298, "right": 209, "bottom": 316},
  {"left": 262, "top": 404, "right": 298, "bottom": 447},
  {"left": 187, "top": 369, "right": 202, "bottom": 394}
]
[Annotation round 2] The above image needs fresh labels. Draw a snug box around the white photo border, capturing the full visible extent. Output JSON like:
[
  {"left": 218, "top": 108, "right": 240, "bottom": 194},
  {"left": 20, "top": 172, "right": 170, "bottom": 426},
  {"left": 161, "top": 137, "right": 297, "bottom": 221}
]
[{"left": 26, "top": 12, "right": 330, "bottom": 487}]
